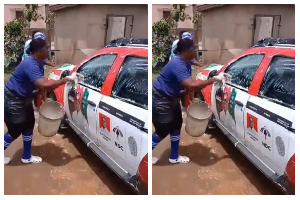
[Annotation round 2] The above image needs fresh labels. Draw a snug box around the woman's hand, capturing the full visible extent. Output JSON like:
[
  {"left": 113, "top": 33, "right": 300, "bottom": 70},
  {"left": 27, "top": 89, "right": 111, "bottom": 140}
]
[
  {"left": 65, "top": 72, "right": 78, "bottom": 82},
  {"left": 212, "top": 72, "right": 225, "bottom": 82}
]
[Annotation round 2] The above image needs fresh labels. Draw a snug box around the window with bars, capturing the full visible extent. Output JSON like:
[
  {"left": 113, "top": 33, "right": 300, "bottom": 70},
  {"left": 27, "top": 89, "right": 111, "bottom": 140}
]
[
  {"left": 15, "top": 11, "right": 23, "bottom": 19},
  {"left": 163, "top": 11, "right": 171, "bottom": 19}
]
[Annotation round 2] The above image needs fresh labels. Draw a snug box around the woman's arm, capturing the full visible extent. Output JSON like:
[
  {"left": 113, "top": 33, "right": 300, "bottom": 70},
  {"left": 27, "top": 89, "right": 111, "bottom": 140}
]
[
  {"left": 192, "top": 60, "right": 202, "bottom": 67},
  {"left": 181, "top": 72, "right": 225, "bottom": 92},
  {"left": 45, "top": 60, "right": 56, "bottom": 67},
  {"left": 181, "top": 78, "right": 216, "bottom": 91},
  {"left": 34, "top": 72, "right": 77, "bottom": 92},
  {"left": 34, "top": 78, "right": 67, "bottom": 92}
]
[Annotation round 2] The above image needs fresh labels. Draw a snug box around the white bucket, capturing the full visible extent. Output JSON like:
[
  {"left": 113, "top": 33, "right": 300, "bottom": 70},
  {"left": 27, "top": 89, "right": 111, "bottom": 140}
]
[
  {"left": 185, "top": 101, "right": 212, "bottom": 137},
  {"left": 38, "top": 101, "right": 65, "bottom": 137}
]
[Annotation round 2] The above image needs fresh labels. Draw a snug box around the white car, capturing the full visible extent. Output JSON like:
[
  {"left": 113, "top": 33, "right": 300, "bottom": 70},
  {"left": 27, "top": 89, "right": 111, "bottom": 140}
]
[
  {"left": 43, "top": 44, "right": 149, "bottom": 194},
  {"left": 194, "top": 43, "right": 295, "bottom": 194}
]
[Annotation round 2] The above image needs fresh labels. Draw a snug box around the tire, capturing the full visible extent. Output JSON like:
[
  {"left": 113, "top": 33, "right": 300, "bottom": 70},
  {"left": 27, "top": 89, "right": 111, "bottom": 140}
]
[
  {"left": 194, "top": 91, "right": 205, "bottom": 101},
  {"left": 47, "top": 92, "right": 57, "bottom": 101}
]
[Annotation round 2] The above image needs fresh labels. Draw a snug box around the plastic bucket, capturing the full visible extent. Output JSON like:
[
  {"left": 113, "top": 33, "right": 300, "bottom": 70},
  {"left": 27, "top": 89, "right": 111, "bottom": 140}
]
[
  {"left": 38, "top": 101, "right": 65, "bottom": 137},
  {"left": 185, "top": 101, "right": 212, "bottom": 137}
]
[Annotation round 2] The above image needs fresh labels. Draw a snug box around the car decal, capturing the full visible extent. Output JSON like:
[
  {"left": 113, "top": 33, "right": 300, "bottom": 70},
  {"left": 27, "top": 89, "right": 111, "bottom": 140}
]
[
  {"left": 99, "top": 101, "right": 145, "bottom": 129},
  {"left": 56, "top": 63, "right": 76, "bottom": 71},
  {"left": 48, "top": 72, "right": 61, "bottom": 81},
  {"left": 128, "top": 136, "right": 137, "bottom": 157},
  {"left": 204, "top": 63, "right": 223, "bottom": 70},
  {"left": 246, "top": 101, "right": 292, "bottom": 129},
  {"left": 81, "top": 88, "right": 89, "bottom": 123},
  {"left": 99, "top": 113, "right": 111, "bottom": 141}
]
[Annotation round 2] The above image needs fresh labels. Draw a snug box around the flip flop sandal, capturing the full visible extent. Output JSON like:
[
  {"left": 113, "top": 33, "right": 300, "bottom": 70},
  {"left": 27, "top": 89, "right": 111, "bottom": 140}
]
[
  {"left": 169, "top": 155, "right": 190, "bottom": 164},
  {"left": 152, "top": 157, "right": 158, "bottom": 165},
  {"left": 4, "top": 157, "right": 10, "bottom": 165},
  {"left": 21, "top": 155, "right": 42, "bottom": 164}
]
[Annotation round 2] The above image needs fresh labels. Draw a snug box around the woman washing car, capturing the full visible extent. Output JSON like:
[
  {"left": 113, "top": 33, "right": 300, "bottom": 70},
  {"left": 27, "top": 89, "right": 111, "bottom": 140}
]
[
  {"left": 4, "top": 38, "right": 77, "bottom": 165},
  {"left": 152, "top": 38, "right": 224, "bottom": 165}
]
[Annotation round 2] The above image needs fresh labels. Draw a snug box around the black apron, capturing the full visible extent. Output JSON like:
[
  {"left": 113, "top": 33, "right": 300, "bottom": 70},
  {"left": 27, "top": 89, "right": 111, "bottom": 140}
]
[
  {"left": 152, "top": 88, "right": 181, "bottom": 124},
  {"left": 4, "top": 87, "right": 34, "bottom": 124}
]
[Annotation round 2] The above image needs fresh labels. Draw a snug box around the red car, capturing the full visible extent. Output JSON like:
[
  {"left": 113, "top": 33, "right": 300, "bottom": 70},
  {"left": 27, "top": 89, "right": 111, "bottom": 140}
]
[
  {"left": 38, "top": 44, "right": 148, "bottom": 194},
  {"left": 194, "top": 42, "right": 295, "bottom": 194}
]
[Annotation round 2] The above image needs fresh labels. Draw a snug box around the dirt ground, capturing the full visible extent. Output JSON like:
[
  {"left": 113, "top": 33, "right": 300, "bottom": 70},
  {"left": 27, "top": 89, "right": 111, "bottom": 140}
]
[
  {"left": 4, "top": 120, "right": 135, "bottom": 195},
  {"left": 152, "top": 110, "right": 283, "bottom": 195}
]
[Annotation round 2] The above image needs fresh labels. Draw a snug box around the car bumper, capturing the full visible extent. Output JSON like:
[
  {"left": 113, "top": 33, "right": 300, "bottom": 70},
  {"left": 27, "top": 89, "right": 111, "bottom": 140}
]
[{"left": 135, "top": 173, "right": 148, "bottom": 195}]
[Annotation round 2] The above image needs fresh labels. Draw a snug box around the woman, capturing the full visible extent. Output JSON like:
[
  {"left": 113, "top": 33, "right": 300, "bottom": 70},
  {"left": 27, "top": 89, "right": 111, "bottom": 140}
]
[
  {"left": 4, "top": 38, "right": 77, "bottom": 165},
  {"left": 169, "top": 32, "right": 202, "bottom": 67},
  {"left": 152, "top": 38, "right": 224, "bottom": 165},
  {"left": 23, "top": 31, "right": 55, "bottom": 68}
]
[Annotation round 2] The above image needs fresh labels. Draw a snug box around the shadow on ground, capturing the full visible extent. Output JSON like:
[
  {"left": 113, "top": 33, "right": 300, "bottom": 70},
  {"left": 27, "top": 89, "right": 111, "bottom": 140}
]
[
  {"left": 156, "top": 142, "right": 229, "bottom": 167},
  {"left": 205, "top": 127, "right": 283, "bottom": 195},
  {"left": 9, "top": 142, "right": 81, "bottom": 167},
  {"left": 58, "top": 128, "right": 135, "bottom": 195}
]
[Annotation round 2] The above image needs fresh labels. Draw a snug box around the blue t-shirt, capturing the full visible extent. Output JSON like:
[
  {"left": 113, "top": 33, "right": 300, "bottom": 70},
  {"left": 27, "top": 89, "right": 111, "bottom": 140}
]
[
  {"left": 6, "top": 56, "right": 46, "bottom": 97},
  {"left": 153, "top": 56, "right": 192, "bottom": 98}
]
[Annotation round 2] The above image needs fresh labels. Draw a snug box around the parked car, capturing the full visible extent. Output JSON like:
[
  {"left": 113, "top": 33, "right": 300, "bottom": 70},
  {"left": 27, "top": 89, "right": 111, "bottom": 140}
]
[
  {"left": 194, "top": 40, "right": 295, "bottom": 194},
  {"left": 41, "top": 44, "right": 149, "bottom": 194},
  {"left": 105, "top": 38, "right": 148, "bottom": 48}
]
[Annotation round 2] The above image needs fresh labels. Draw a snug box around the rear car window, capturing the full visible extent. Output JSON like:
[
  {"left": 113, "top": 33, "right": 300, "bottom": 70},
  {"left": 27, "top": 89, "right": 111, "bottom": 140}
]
[
  {"left": 112, "top": 56, "right": 148, "bottom": 109},
  {"left": 259, "top": 56, "right": 295, "bottom": 108}
]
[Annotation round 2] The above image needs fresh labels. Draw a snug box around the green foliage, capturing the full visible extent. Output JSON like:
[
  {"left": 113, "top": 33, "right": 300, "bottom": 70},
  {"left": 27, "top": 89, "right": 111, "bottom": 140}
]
[
  {"left": 4, "top": 4, "right": 55, "bottom": 72},
  {"left": 152, "top": 4, "right": 202, "bottom": 70}
]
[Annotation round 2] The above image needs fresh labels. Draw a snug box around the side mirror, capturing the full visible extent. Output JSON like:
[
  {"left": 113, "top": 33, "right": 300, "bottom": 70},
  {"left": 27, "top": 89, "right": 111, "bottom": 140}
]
[
  {"left": 60, "top": 70, "right": 70, "bottom": 79},
  {"left": 208, "top": 70, "right": 218, "bottom": 79}
]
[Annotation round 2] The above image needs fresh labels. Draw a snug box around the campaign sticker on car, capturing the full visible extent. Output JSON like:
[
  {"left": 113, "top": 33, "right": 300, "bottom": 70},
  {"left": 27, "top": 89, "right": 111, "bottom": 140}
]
[
  {"left": 99, "top": 113, "right": 111, "bottom": 141},
  {"left": 99, "top": 101, "right": 145, "bottom": 129}
]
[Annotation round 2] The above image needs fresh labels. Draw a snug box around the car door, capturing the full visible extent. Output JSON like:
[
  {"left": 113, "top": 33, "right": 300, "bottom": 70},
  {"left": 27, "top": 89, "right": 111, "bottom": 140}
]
[
  {"left": 211, "top": 53, "right": 265, "bottom": 142},
  {"left": 96, "top": 56, "right": 148, "bottom": 175},
  {"left": 64, "top": 53, "right": 117, "bottom": 142},
  {"left": 244, "top": 56, "right": 295, "bottom": 175}
]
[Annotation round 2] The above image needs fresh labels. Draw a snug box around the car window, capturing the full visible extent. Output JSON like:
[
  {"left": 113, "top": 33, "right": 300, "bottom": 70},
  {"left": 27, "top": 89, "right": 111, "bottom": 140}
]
[
  {"left": 77, "top": 54, "right": 117, "bottom": 89},
  {"left": 225, "top": 54, "right": 264, "bottom": 90},
  {"left": 259, "top": 56, "right": 295, "bottom": 108},
  {"left": 112, "top": 56, "right": 148, "bottom": 108}
]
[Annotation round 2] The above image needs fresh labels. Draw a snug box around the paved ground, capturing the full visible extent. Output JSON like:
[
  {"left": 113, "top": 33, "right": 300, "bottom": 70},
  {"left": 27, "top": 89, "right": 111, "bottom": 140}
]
[
  {"left": 152, "top": 110, "right": 283, "bottom": 195},
  {"left": 4, "top": 121, "right": 134, "bottom": 195}
]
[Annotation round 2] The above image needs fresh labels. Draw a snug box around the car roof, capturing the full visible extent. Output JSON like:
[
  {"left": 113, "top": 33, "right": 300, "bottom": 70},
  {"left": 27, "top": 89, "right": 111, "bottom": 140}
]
[
  {"left": 93, "top": 46, "right": 148, "bottom": 58},
  {"left": 244, "top": 46, "right": 295, "bottom": 58}
]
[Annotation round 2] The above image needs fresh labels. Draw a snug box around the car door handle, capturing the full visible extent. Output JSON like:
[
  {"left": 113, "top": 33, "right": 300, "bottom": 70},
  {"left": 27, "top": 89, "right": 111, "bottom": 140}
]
[
  {"left": 235, "top": 100, "right": 244, "bottom": 107},
  {"left": 87, "top": 100, "right": 96, "bottom": 107},
  {"left": 286, "top": 127, "right": 295, "bottom": 133},
  {"left": 138, "top": 126, "right": 148, "bottom": 133}
]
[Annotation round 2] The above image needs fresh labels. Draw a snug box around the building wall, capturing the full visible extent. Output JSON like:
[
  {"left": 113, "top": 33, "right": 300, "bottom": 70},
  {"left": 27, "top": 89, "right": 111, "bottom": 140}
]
[
  {"left": 202, "top": 4, "right": 295, "bottom": 64},
  {"left": 4, "top": 4, "right": 46, "bottom": 29},
  {"left": 152, "top": 4, "right": 194, "bottom": 29},
  {"left": 54, "top": 4, "right": 148, "bottom": 64}
]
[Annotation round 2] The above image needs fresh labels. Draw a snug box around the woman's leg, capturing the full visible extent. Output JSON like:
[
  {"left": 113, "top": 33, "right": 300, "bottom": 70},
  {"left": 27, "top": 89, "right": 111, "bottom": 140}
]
[
  {"left": 169, "top": 103, "right": 189, "bottom": 164},
  {"left": 21, "top": 104, "right": 42, "bottom": 164},
  {"left": 152, "top": 121, "right": 172, "bottom": 165},
  {"left": 152, "top": 89, "right": 173, "bottom": 164},
  {"left": 4, "top": 122, "right": 23, "bottom": 165}
]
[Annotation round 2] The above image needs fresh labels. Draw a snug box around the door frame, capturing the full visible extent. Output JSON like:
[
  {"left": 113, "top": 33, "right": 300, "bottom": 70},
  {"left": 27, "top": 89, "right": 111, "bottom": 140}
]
[
  {"left": 251, "top": 14, "right": 281, "bottom": 45},
  {"left": 104, "top": 14, "right": 135, "bottom": 45}
]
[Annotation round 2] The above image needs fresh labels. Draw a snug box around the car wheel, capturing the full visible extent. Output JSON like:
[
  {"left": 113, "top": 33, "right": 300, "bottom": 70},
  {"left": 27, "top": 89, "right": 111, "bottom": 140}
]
[{"left": 194, "top": 91, "right": 204, "bottom": 101}]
